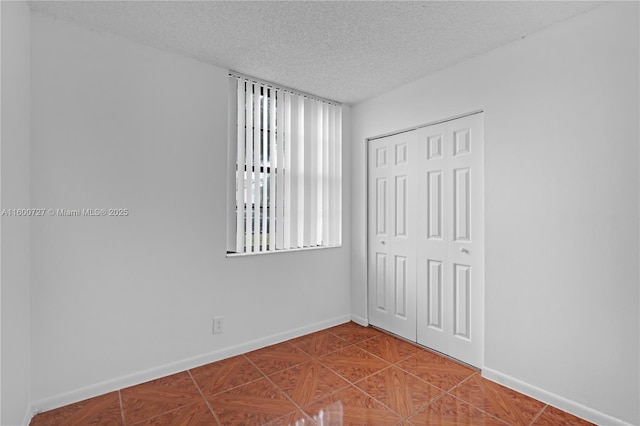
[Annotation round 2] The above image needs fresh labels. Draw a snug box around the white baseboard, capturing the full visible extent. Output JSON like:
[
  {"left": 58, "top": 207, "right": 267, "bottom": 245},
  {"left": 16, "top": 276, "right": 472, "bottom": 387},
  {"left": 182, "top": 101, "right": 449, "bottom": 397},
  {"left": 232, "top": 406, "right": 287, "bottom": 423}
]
[
  {"left": 482, "top": 367, "right": 633, "bottom": 426},
  {"left": 30, "top": 315, "right": 351, "bottom": 417},
  {"left": 22, "top": 405, "right": 33, "bottom": 426},
  {"left": 350, "top": 314, "right": 368, "bottom": 327}
]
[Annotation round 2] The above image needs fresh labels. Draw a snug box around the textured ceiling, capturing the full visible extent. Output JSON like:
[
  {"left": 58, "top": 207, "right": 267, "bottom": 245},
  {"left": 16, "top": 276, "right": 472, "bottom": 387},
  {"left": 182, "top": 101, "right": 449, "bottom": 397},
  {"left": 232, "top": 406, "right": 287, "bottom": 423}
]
[{"left": 29, "top": 1, "right": 603, "bottom": 104}]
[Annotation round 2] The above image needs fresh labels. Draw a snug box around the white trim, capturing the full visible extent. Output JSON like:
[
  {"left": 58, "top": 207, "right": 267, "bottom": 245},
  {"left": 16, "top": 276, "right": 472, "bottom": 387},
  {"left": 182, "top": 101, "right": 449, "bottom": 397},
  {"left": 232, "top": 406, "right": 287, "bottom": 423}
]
[
  {"left": 30, "top": 315, "right": 351, "bottom": 415},
  {"left": 367, "top": 110, "right": 484, "bottom": 142},
  {"left": 23, "top": 406, "right": 35, "bottom": 426},
  {"left": 482, "top": 367, "right": 633, "bottom": 426},
  {"left": 350, "top": 314, "right": 369, "bottom": 327},
  {"left": 226, "top": 244, "right": 342, "bottom": 258}
]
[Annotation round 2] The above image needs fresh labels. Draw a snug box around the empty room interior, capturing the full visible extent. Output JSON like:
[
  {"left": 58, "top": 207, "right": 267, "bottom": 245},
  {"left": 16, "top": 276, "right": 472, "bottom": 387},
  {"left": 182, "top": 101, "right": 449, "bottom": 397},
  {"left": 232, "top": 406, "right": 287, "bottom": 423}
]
[{"left": 1, "top": 1, "right": 639, "bottom": 425}]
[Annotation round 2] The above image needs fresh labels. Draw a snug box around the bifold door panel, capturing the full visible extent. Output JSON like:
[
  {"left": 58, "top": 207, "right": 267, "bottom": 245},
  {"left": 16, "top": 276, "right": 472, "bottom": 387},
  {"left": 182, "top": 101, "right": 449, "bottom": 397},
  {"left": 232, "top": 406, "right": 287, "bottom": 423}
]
[
  {"left": 368, "top": 113, "right": 484, "bottom": 368},
  {"left": 367, "top": 131, "right": 418, "bottom": 340}
]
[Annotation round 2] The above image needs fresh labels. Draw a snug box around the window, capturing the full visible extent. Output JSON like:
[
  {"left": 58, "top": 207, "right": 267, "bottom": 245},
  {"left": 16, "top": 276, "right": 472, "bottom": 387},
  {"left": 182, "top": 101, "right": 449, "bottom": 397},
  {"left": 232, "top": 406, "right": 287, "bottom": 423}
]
[{"left": 227, "top": 73, "right": 342, "bottom": 254}]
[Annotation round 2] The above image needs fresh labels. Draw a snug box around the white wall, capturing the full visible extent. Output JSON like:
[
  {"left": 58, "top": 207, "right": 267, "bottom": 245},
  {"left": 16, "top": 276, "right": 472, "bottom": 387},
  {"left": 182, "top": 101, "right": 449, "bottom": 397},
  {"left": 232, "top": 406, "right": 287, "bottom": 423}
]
[
  {"left": 30, "top": 14, "right": 351, "bottom": 410},
  {"left": 351, "top": 3, "right": 638, "bottom": 425},
  {"left": 1, "top": 2, "right": 32, "bottom": 424}
]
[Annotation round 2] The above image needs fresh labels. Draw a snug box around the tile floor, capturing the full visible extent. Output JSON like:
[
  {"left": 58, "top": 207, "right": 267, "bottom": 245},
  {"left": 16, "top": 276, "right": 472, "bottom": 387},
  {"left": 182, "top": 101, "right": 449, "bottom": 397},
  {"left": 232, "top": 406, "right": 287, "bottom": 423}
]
[{"left": 30, "top": 322, "right": 593, "bottom": 425}]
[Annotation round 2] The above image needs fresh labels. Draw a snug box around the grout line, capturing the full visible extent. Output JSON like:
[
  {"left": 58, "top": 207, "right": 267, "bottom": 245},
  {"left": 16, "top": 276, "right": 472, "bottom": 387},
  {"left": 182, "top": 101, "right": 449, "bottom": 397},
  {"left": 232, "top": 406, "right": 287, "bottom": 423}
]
[
  {"left": 414, "top": 389, "right": 448, "bottom": 419},
  {"left": 446, "top": 392, "right": 511, "bottom": 425},
  {"left": 528, "top": 404, "right": 548, "bottom": 426},
  {"left": 311, "top": 345, "right": 407, "bottom": 421},
  {"left": 456, "top": 373, "right": 548, "bottom": 426},
  {"left": 350, "top": 362, "right": 452, "bottom": 423},
  {"left": 350, "top": 373, "right": 404, "bottom": 418},
  {"left": 118, "top": 390, "right": 125, "bottom": 426},
  {"left": 257, "top": 362, "right": 308, "bottom": 423},
  {"left": 325, "top": 331, "right": 355, "bottom": 344},
  {"left": 401, "top": 392, "right": 450, "bottom": 424},
  {"left": 183, "top": 356, "right": 267, "bottom": 399},
  {"left": 391, "top": 358, "right": 453, "bottom": 394},
  {"left": 240, "top": 352, "right": 316, "bottom": 421},
  {"left": 291, "top": 336, "right": 353, "bottom": 360},
  {"left": 305, "top": 353, "right": 353, "bottom": 386},
  {"left": 370, "top": 325, "right": 480, "bottom": 372},
  {"left": 406, "top": 381, "right": 449, "bottom": 421},
  {"left": 187, "top": 369, "right": 222, "bottom": 426},
  {"left": 295, "top": 383, "right": 361, "bottom": 419},
  {"left": 129, "top": 401, "right": 208, "bottom": 426},
  {"left": 33, "top": 322, "right": 583, "bottom": 425},
  {"left": 450, "top": 370, "right": 480, "bottom": 391},
  {"left": 243, "top": 351, "right": 312, "bottom": 379},
  {"left": 356, "top": 332, "right": 423, "bottom": 366},
  {"left": 122, "top": 372, "right": 216, "bottom": 425},
  {"left": 242, "top": 354, "right": 271, "bottom": 380}
]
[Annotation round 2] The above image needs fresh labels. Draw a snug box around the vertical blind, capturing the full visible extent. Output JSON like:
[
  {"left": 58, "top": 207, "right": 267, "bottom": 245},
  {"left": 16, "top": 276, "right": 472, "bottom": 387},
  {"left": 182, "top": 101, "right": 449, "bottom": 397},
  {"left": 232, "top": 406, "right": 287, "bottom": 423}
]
[{"left": 229, "top": 74, "right": 342, "bottom": 254}]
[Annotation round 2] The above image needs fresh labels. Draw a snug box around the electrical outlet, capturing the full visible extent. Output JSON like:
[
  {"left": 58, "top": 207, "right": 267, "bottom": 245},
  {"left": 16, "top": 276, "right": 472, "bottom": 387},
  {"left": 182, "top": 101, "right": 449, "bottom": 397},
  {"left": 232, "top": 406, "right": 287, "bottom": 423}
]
[{"left": 213, "top": 316, "right": 224, "bottom": 334}]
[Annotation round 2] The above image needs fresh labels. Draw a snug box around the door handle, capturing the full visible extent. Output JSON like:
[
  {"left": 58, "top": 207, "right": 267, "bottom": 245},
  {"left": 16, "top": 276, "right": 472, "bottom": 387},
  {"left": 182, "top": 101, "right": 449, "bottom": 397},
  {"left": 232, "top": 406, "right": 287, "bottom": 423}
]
[
  {"left": 459, "top": 247, "right": 469, "bottom": 253},
  {"left": 380, "top": 240, "right": 386, "bottom": 245}
]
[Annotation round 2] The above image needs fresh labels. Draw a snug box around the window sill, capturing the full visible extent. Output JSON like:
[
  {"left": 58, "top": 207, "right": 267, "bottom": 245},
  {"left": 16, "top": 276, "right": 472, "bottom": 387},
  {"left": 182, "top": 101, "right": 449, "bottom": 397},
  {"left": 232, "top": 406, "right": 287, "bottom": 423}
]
[{"left": 226, "top": 244, "right": 342, "bottom": 258}]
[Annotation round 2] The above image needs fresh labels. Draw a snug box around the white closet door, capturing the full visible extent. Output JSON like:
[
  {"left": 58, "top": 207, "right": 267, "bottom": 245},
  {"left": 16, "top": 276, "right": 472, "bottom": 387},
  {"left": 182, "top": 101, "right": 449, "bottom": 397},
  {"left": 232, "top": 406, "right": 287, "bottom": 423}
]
[
  {"left": 367, "top": 130, "right": 418, "bottom": 341},
  {"left": 416, "top": 113, "right": 484, "bottom": 368}
]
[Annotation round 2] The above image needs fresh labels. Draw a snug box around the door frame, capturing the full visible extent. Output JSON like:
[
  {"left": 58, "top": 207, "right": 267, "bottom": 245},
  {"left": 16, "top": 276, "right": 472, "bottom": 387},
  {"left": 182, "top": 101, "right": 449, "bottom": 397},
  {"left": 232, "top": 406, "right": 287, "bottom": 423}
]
[{"left": 365, "top": 110, "right": 485, "bottom": 365}]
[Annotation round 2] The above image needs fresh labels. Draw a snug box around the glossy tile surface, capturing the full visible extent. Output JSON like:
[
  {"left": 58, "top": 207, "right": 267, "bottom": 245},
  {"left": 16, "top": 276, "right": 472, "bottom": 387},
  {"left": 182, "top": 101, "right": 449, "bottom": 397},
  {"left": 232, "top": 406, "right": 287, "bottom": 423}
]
[
  {"left": 206, "top": 377, "right": 297, "bottom": 425},
  {"left": 303, "top": 385, "right": 403, "bottom": 425},
  {"left": 269, "top": 360, "right": 350, "bottom": 406},
  {"left": 30, "top": 392, "right": 123, "bottom": 426},
  {"left": 120, "top": 372, "right": 202, "bottom": 424},
  {"left": 450, "top": 373, "right": 545, "bottom": 425},
  {"left": 263, "top": 409, "right": 316, "bottom": 426},
  {"left": 190, "top": 354, "right": 263, "bottom": 397},
  {"left": 408, "top": 394, "right": 506, "bottom": 425},
  {"left": 30, "top": 322, "right": 592, "bottom": 426},
  {"left": 289, "top": 330, "right": 351, "bottom": 358},
  {"left": 130, "top": 401, "right": 217, "bottom": 426},
  {"left": 245, "top": 341, "right": 312, "bottom": 375},
  {"left": 356, "top": 333, "right": 419, "bottom": 364},
  {"left": 532, "top": 405, "right": 595, "bottom": 425},
  {"left": 397, "top": 349, "right": 475, "bottom": 391},
  {"left": 354, "top": 366, "right": 443, "bottom": 417},
  {"left": 326, "top": 321, "right": 380, "bottom": 344},
  {"left": 318, "top": 344, "right": 389, "bottom": 382}
]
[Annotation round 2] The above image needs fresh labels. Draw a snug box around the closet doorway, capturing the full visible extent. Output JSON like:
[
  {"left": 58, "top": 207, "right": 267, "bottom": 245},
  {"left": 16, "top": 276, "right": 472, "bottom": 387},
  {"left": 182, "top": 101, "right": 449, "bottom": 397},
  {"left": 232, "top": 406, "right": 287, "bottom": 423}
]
[{"left": 367, "top": 112, "right": 484, "bottom": 368}]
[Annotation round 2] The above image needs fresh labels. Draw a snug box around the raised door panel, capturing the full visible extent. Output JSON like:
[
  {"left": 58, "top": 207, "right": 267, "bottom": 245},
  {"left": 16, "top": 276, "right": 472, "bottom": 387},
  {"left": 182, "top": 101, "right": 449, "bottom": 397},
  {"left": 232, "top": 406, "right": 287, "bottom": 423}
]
[
  {"left": 427, "top": 259, "right": 443, "bottom": 330},
  {"left": 417, "top": 113, "right": 484, "bottom": 368},
  {"left": 376, "top": 178, "right": 387, "bottom": 236},
  {"left": 395, "top": 175, "right": 408, "bottom": 237},
  {"left": 427, "top": 171, "right": 443, "bottom": 240},
  {"left": 394, "top": 256, "right": 408, "bottom": 319},
  {"left": 453, "top": 263, "right": 471, "bottom": 340},
  {"left": 375, "top": 253, "right": 387, "bottom": 312},
  {"left": 453, "top": 168, "right": 471, "bottom": 242}
]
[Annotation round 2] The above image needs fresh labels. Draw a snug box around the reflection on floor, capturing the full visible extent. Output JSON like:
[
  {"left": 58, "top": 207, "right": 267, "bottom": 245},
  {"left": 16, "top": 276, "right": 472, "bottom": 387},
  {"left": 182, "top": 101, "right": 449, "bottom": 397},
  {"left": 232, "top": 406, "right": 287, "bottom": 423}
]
[{"left": 30, "top": 322, "right": 593, "bottom": 425}]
